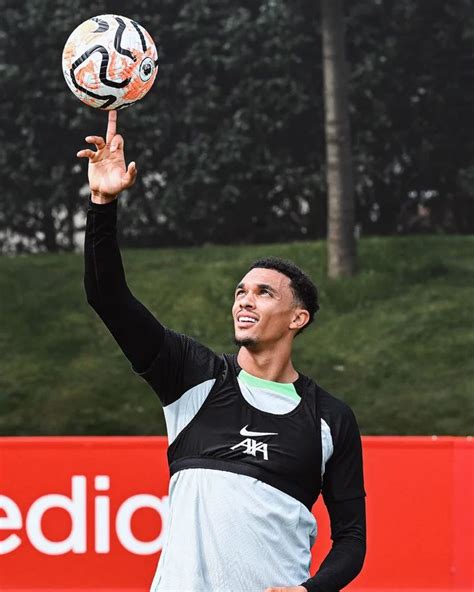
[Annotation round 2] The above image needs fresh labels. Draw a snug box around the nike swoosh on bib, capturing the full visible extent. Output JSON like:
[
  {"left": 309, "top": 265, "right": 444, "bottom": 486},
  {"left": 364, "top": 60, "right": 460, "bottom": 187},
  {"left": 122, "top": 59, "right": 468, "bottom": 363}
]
[{"left": 240, "top": 425, "right": 278, "bottom": 437}]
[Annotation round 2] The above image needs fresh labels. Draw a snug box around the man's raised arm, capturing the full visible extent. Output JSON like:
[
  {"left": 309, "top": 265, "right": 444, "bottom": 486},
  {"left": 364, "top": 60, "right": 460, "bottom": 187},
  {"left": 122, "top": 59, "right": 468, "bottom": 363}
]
[{"left": 79, "top": 111, "right": 165, "bottom": 373}]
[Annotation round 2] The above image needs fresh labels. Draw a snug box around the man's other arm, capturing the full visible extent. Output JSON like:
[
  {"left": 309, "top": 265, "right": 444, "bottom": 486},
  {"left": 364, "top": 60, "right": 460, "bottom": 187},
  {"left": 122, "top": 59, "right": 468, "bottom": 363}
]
[
  {"left": 264, "top": 495, "right": 365, "bottom": 592},
  {"left": 301, "top": 398, "right": 367, "bottom": 592},
  {"left": 300, "top": 497, "right": 366, "bottom": 592}
]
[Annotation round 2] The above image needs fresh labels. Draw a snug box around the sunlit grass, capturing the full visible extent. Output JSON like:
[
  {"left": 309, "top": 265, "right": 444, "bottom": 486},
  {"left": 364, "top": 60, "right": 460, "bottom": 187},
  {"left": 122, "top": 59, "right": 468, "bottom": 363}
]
[{"left": 0, "top": 235, "right": 472, "bottom": 435}]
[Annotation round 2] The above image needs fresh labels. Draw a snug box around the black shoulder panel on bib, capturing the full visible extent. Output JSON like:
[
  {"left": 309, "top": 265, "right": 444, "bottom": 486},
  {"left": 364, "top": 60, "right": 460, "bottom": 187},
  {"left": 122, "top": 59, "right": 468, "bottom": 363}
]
[{"left": 168, "top": 355, "right": 323, "bottom": 510}]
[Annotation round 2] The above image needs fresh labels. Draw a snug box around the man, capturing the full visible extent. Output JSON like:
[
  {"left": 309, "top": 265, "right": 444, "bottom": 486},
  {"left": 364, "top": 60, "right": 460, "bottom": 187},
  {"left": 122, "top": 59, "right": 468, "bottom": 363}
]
[{"left": 78, "top": 111, "right": 366, "bottom": 592}]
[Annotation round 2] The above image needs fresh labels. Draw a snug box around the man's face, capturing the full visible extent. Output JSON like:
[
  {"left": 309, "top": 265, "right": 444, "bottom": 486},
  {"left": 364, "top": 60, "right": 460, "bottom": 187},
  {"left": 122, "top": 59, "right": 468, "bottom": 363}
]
[{"left": 232, "top": 267, "right": 303, "bottom": 348}]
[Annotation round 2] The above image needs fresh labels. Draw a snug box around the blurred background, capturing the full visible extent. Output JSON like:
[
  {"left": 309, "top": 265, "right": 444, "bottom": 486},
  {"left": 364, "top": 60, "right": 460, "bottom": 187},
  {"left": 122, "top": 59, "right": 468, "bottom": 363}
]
[{"left": 0, "top": 0, "right": 473, "bottom": 437}]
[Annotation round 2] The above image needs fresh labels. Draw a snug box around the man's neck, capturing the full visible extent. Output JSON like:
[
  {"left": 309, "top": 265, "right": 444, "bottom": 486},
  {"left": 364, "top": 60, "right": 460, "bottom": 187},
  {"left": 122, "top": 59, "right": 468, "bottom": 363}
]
[{"left": 237, "top": 345, "right": 298, "bottom": 383}]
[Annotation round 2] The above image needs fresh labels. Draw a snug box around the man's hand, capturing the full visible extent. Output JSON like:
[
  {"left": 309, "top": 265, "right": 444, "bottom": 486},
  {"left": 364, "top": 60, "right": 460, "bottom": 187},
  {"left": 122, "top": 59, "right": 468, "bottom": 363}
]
[
  {"left": 264, "top": 587, "right": 307, "bottom": 592},
  {"left": 77, "top": 110, "right": 137, "bottom": 204}
]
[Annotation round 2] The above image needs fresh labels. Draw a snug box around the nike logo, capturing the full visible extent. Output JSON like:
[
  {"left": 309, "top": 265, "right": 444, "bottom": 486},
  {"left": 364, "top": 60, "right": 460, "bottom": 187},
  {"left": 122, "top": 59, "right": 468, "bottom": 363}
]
[{"left": 239, "top": 425, "right": 278, "bottom": 437}]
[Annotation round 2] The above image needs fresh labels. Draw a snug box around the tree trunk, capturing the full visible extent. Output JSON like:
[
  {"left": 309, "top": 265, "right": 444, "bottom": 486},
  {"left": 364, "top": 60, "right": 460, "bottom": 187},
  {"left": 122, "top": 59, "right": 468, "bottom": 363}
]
[{"left": 321, "top": 0, "right": 356, "bottom": 278}]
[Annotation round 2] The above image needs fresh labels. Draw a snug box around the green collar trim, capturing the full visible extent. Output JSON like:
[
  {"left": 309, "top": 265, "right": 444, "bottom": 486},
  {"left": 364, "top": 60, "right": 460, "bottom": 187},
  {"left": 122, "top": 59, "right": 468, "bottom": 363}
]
[{"left": 238, "top": 369, "right": 301, "bottom": 402}]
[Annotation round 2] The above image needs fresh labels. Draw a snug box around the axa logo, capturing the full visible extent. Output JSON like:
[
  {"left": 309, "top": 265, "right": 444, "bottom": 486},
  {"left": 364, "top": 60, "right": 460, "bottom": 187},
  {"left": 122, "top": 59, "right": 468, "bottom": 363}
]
[{"left": 230, "top": 425, "right": 278, "bottom": 461}]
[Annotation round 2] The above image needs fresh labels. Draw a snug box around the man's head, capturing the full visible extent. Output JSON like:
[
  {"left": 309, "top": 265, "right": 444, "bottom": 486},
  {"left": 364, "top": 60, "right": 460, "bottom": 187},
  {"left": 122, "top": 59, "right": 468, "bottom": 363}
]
[{"left": 232, "top": 257, "right": 319, "bottom": 349}]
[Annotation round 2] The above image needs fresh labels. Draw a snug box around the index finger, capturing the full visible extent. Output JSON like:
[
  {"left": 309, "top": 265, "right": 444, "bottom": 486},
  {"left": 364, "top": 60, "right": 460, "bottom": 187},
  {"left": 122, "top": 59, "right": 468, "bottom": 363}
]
[{"left": 106, "top": 110, "right": 117, "bottom": 145}]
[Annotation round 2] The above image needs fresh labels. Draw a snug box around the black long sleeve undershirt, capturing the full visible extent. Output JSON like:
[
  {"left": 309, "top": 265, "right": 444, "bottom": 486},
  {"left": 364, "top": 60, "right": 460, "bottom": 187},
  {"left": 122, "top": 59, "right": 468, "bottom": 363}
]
[
  {"left": 84, "top": 199, "right": 366, "bottom": 591},
  {"left": 301, "top": 497, "right": 366, "bottom": 592},
  {"left": 84, "top": 198, "right": 165, "bottom": 372}
]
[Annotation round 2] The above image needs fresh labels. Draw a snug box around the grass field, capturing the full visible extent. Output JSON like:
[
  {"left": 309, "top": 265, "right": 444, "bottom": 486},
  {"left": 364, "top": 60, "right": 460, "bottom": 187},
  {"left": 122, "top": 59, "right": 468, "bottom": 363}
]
[{"left": 0, "top": 235, "right": 473, "bottom": 436}]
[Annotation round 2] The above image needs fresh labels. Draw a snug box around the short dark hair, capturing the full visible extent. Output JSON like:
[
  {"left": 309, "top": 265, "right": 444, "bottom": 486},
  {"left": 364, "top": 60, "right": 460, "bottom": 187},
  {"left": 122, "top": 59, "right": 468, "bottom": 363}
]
[{"left": 248, "top": 256, "right": 319, "bottom": 332}]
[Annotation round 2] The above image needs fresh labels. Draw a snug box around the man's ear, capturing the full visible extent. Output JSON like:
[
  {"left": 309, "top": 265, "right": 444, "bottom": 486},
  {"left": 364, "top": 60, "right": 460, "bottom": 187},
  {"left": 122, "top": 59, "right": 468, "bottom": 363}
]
[{"left": 289, "top": 309, "right": 310, "bottom": 332}]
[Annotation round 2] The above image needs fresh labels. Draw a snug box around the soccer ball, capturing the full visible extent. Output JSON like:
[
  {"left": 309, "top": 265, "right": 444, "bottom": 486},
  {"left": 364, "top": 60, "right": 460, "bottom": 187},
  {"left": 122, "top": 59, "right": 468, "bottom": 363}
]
[{"left": 62, "top": 14, "right": 158, "bottom": 110}]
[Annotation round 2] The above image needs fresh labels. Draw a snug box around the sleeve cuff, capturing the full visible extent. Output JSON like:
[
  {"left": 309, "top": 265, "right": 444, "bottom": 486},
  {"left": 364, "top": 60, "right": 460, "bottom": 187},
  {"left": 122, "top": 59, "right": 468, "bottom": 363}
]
[
  {"left": 300, "top": 581, "right": 322, "bottom": 592},
  {"left": 88, "top": 197, "right": 118, "bottom": 212}
]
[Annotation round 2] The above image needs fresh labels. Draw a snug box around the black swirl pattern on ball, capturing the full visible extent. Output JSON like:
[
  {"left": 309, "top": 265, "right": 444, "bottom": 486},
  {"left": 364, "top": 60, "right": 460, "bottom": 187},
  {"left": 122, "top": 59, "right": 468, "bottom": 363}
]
[
  {"left": 91, "top": 17, "right": 109, "bottom": 33},
  {"left": 131, "top": 20, "right": 148, "bottom": 52},
  {"left": 114, "top": 17, "right": 136, "bottom": 61},
  {"left": 116, "top": 102, "right": 134, "bottom": 110},
  {"left": 70, "top": 45, "right": 132, "bottom": 108}
]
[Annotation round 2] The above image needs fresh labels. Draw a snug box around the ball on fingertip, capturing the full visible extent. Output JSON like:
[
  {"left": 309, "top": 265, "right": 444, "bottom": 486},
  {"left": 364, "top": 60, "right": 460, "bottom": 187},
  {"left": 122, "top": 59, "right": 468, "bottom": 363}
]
[{"left": 62, "top": 14, "right": 158, "bottom": 110}]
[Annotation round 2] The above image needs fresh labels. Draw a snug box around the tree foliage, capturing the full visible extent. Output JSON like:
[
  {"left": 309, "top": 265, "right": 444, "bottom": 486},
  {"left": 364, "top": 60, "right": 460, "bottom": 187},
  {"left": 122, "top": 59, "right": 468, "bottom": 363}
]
[
  {"left": 348, "top": 0, "right": 474, "bottom": 235},
  {"left": 0, "top": 0, "right": 472, "bottom": 252}
]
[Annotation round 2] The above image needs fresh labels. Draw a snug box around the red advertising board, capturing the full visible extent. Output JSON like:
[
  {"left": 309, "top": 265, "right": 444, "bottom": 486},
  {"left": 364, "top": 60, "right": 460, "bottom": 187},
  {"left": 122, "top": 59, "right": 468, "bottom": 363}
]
[{"left": 0, "top": 436, "right": 472, "bottom": 592}]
